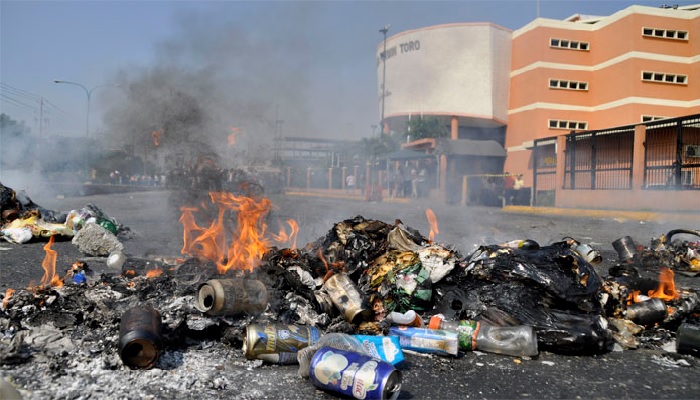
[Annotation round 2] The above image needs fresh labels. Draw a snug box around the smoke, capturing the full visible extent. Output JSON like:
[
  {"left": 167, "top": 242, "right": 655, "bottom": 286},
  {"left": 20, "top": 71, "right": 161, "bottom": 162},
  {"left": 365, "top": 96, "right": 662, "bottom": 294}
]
[{"left": 102, "top": 6, "right": 320, "bottom": 168}]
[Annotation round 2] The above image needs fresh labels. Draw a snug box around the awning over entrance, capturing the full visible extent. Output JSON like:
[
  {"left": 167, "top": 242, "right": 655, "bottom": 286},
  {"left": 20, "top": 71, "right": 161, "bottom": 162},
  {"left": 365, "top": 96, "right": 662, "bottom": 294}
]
[
  {"left": 440, "top": 139, "right": 506, "bottom": 157},
  {"left": 388, "top": 149, "right": 433, "bottom": 160}
]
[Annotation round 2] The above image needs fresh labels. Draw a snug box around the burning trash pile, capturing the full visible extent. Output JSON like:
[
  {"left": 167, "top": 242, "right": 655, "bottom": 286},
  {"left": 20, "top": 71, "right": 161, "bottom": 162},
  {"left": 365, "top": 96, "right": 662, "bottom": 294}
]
[{"left": 1, "top": 182, "right": 699, "bottom": 399}]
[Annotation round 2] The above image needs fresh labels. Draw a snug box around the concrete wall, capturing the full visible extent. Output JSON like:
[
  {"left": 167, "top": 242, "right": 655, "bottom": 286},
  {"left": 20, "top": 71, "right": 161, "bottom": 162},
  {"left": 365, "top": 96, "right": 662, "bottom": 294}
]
[{"left": 377, "top": 23, "right": 512, "bottom": 125}]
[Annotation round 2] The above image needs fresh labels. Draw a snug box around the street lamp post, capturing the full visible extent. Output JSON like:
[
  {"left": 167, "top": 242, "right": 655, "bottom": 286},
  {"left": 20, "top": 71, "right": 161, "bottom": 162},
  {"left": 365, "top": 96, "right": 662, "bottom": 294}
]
[
  {"left": 379, "top": 24, "right": 390, "bottom": 135},
  {"left": 53, "top": 80, "right": 113, "bottom": 138}
]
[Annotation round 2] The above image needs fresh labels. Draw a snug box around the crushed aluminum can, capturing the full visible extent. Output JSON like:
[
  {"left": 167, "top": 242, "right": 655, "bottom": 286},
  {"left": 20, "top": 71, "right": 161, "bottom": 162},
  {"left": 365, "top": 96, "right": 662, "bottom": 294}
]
[
  {"left": 195, "top": 278, "right": 268, "bottom": 316},
  {"left": 571, "top": 242, "right": 602, "bottom": 265},
  {"left": 243, "top": 323, "right": 320, "bottom": 361},
  {"left": 323, "top": 272, "right": 372, "bottom": 324},
  {"left": 309, "top": 347, "right": 402, "bottom": 400},
  {"left": 118, "top": 305, "right": 162, "bottom": 369}
]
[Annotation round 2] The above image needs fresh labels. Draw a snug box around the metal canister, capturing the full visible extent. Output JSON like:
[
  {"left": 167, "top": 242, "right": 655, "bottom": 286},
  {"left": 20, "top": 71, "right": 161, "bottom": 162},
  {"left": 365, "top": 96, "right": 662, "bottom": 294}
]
[
  {"left": 243, "top": 323, "right": 320, "bottom": 360},
  {"left": 676, "top": 323, "right": 700, "bottom": 357},
  {"left": 323, "top": 272, "right": 372, "bottom": 324},
  {"left": 309, "top": 347, "right": 402, "bottom": 400},
  {"left": 612, "top": 236, "right": 637, "bottom": 262},
  {"left": 571, "top": 243, "right": 602, "bottom": 265},
  {"left": 626, "top": 298, "right": 667, "bottom": 325},
  {"left": 118, "top": 305, "right": 162, "bottom": 369},
  {"left": 195, "top": 278, "right": 268, "bottom": 316}
]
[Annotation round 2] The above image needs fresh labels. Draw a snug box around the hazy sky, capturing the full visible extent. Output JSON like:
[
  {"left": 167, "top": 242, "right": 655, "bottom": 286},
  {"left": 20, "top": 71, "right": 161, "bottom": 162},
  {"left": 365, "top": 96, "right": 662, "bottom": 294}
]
[{"left": 2, "top": 0, "right": 696, "bottom": 141}]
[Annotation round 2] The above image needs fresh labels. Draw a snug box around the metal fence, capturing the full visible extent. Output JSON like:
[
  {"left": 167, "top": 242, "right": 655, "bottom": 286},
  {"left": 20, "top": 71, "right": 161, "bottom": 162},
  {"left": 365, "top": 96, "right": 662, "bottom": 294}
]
[
  {"left": 563, "top": 126, "right": 635, "bottom": 190},
  {"left": 532, "top": 137, "right": 557, "bottom": 206},
  {"left": 643, "top": 114, "right": 700, "bottom": 190}
]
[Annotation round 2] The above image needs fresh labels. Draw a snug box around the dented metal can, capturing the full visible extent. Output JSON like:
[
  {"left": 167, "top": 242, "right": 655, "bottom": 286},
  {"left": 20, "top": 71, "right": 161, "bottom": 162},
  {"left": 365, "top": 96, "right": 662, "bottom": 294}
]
[
  {"left": 309, "top": 347, "right": 402, "bottom": 400},
  {"left": 676, "top": 323, "right": 700, "bottom": 357},
  {"left": 571, "top": 243, "right": 602, "bottom": 265},
  {"left": 323, "top": 273, "right": 372, "bottom": 324},
  {"left": 118, "top": 305, "right": 162, "bottom": 369},
  {"left": 612, "top": 236, "right": 637, "bottom": 262},
  {"left": 626, "top": 298, "right": 667, "bottom": 325},
  {"left": 243, "top": 323, "right": 320, "bottom": 360},
  {"left": 195, "top": 278, "right": 268, "bottom": 316}
]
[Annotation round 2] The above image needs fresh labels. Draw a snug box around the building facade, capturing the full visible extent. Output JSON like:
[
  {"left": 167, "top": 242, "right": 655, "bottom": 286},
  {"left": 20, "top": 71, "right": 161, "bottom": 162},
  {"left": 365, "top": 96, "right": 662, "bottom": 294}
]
[
  {"left": 507, "top": 4, "right": 700, "bottom": 180},
  {"left": 378, "top": 3, "right": 700, "bottom": 209}
]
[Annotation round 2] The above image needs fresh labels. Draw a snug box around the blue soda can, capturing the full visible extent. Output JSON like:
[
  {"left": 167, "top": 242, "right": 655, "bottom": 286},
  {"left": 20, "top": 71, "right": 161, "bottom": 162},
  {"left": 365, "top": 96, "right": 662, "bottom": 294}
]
[{"left": 309, "top": 347, "right": 402, "bottom": 400}]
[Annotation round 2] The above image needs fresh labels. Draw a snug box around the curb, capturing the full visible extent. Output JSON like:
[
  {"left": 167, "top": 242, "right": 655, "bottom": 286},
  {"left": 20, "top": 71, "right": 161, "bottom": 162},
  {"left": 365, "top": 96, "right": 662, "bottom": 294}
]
[{"left": 502, "top": 205, "right": 700, "bottom": 223}]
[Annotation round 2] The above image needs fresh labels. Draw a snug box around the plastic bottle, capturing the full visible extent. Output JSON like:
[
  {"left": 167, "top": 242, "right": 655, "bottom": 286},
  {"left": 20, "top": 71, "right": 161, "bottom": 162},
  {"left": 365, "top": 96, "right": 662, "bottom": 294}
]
[
  {"left": 296, "top": 333, "right": 371, "bottom": 378},
  {"left": 428, "top": 315, "right": 538, "bottom": 357}
]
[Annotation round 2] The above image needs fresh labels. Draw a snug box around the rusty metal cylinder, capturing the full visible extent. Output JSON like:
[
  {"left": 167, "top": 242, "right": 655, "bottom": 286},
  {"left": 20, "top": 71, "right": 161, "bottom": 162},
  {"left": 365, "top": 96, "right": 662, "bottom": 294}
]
[
  {"left": 118, "top": 305, "right": 162, "bottom": 369},
  {"left": 195, "top": 278, "right": 268, "bottom": 316},
  {"left": 626, "top": 298, "right": 667, "bottom": 325},
  {"left": 322, "top": 272, "right": 372, "bottom": 324},
  {"left": 612, "top": 236, "right": 637, "bottom": 262},
  {"left": 676, "top": 323, "right": 700, "bottom": 357}
]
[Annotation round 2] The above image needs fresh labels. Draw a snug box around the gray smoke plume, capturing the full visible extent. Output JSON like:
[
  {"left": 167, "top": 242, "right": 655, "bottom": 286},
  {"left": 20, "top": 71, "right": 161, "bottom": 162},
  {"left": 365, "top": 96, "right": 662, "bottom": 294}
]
[{"left": 102, "top": 6, "right": 317, "bottom": 169}]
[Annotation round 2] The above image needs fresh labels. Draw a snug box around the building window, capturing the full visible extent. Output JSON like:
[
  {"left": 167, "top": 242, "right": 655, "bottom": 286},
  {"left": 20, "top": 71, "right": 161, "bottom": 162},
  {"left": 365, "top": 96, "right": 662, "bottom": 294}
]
[
  {"left": 641, "top": 71, "right": 688, "bottom": 85},
  {"left": 549, "top": 79, "right": 588, "bottom": 91},
  {"left": 550, "top": 38, "right": 590, "bottom": 51},
  {"left": 548, "top": 119, "right": 588, "bottom": 131},
  {"left": 642, "top": 27, "right": 689, "bottom": 40},
  {"left": 641, "top": 115, "right": 668, "bottom": 122}
]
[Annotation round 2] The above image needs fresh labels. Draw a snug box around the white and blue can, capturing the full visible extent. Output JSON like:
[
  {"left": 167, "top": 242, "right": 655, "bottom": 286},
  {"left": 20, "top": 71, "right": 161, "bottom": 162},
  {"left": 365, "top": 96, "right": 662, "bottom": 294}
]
[{"left": 309, "top": 347, "right": 402, "bottom": 400}]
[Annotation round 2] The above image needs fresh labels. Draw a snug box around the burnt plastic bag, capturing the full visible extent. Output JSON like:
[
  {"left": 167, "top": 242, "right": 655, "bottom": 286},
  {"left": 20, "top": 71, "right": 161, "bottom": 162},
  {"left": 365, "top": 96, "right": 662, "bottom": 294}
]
[
  {"left": 447, "top": 242, "right": 611, "bottom": 355},
  {"left": 534, "top": 311, "right": 613, "bottom": 355}
]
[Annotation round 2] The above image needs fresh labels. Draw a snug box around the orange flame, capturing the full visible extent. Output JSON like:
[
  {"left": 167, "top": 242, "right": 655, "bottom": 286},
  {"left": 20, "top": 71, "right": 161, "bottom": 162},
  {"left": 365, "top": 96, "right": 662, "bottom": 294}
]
[
  {"left": 152, "top": 130, "right": 162, "bottom": 146},
  {"left": 627, "top": 290, "right": 642, "bottom": 305},
  {"left": 2, "top": 288, "right": 15, "bottom": 310},
  {"left": 270, "top": 219, "right": 299, "bottom": 249},
  {"left": 228, "top": 127, "right": 240, "bottom": 146},
  {"left": 648, "top": 267, "right": 679, "bottom": 302},
  {"left": 426, "top": 208, "right": 439, "bottom": 242},
  {"left": 180, "top": 191, "right": 274, "bottom": 273},
  {"left": 37, "top": 235, "right": 63, "bottom": 288}
]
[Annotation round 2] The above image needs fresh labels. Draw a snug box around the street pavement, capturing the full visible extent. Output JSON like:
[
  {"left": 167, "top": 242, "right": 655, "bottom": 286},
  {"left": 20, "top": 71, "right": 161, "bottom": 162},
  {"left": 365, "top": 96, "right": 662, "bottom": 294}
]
[{"left": 1, "top": 188, "right": 699, "bottom": 399}]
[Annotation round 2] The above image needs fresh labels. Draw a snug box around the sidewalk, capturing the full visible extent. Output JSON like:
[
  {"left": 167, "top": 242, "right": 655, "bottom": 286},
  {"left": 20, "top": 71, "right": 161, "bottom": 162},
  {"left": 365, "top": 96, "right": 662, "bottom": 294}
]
[{"left": 283, "top": 188, "right": 700, "bottom": 223}]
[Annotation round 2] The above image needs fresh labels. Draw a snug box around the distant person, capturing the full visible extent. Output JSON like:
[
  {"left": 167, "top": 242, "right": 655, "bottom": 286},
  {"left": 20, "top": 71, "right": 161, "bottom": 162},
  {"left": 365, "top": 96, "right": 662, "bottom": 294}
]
[
  {"left": 504, "top": 173, "right": 515, "bottom": 205},
  {"left": 513, "top": 174, "right": 525, "bottom": 204},
  {"left": 346, "top": 174, "right": 356, "bottom": 193}
]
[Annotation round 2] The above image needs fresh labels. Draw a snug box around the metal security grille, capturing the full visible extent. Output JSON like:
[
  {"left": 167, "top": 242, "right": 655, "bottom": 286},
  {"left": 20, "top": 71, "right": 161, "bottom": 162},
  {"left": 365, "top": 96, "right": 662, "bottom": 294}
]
[
  {"left": 532, "top": 137, "right": 557, "bottom": 206},
  {"left": 563, "top": 127, "right": 635, "bottom": 190},
  {"left": 644, "top": 114, "right": 700, "bottom": 190}
]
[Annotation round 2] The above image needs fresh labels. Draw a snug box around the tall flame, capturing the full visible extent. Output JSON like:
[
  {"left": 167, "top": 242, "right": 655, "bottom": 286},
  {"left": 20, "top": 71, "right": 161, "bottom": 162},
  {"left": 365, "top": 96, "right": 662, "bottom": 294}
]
[
  {"left": 39, "top": 235, "right": 63, "bottom": 288},
  {"left": 647, "top": 267, "right": 679, "bottom": 301},
  {"left": 180, "top": 191, "right": 279, "bottom": 273},
  {"left": 426, "top": 208, "right": 439, "bottom": 242}
]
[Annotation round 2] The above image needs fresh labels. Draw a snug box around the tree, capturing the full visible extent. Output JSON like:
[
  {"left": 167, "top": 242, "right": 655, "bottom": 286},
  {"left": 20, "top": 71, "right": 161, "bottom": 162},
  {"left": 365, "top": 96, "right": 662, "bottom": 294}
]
[
  {"left": 404, "top": 116, "right": 449, "bottom": 141},
  {"left": 0, "top": 114, "right": 33, "bottom": 168}
]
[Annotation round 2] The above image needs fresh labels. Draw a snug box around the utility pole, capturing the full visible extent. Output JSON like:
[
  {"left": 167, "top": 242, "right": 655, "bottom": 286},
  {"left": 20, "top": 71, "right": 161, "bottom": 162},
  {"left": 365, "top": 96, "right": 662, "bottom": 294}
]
[{"left": 379, "top": 24, "right": 390, "bottom": 135}]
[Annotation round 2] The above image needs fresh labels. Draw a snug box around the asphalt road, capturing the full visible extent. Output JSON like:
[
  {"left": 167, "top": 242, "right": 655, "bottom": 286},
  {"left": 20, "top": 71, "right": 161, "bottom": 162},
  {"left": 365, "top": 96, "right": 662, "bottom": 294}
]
[{"left": 1, "top": 189, "right": 699, "bottom": 399}]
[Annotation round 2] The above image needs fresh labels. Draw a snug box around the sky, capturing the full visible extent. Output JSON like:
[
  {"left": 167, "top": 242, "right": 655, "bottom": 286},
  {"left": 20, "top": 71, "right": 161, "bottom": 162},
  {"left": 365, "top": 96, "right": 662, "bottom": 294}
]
[{"left": 2, "top": 0, "right": 698, "bottom": 143}]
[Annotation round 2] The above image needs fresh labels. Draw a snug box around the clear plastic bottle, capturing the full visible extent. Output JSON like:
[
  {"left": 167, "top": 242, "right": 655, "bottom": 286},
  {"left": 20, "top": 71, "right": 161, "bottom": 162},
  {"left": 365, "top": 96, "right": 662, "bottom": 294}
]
[
  {"left": 296, "top": 333, "right": 370, "bottom": 378},
  {"left": 428, "top": 315, "right": 538, "bottom": 357}
]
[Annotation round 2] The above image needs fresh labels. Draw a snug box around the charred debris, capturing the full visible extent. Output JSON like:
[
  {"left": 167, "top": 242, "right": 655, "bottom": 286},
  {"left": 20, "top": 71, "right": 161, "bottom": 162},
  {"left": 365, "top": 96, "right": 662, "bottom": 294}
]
[{"left": 1, "top": 182, "right": 700, "bottom": 385}]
